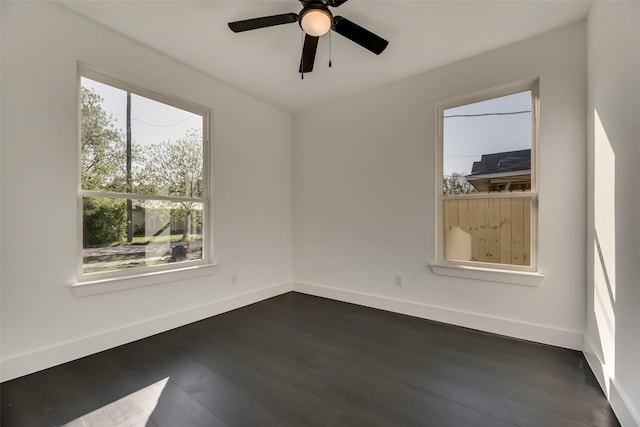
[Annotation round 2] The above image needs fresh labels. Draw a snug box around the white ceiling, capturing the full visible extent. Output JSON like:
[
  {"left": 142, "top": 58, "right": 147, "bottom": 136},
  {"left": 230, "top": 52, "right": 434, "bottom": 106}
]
[{"left": 58, "top": 0, "right": 592, "bottom": 113}]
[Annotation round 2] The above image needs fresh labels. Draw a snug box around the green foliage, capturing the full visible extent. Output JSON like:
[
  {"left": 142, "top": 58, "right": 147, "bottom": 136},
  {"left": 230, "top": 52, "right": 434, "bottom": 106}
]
[
  {"left": 443, "top": 172, "right": 475, "bottom": 195},
  {"left": 140, "top": 128, "right": 203, "bottom": 198},
  {"left": 81, "top": 86, "right": 128, "bottom": 247},
  {"left": 83, "top": 197, "right": 126, "bottom": 247},
  {"left": 80, "top": 87, "right": 126, "bottom": 192}
]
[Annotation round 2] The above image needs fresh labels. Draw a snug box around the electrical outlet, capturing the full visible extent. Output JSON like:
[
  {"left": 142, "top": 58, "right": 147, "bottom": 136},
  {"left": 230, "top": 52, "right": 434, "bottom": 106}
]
[
  {"left": 394, "top": 275, "right": 403, "bottom": 287},
  {"left": 231, "top": 274, "right": 238, "bottom": 285}
]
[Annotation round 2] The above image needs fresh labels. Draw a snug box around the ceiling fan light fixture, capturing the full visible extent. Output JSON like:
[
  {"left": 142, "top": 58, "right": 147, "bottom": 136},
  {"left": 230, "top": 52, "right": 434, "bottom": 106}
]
[
  {"left": 228, "top": 0, "right": 390, "bottom": 75},
  {"left": 300, "top": 8, "right": 333, "bottom": 37}
]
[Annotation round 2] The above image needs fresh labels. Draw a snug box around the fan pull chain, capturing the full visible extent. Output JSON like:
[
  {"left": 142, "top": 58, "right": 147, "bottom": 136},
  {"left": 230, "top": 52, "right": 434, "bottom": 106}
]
[
  {"left": 329, "top": 30, "right": 332, "bottom": 68},
  {"left": 301, "top": 30, "right": 305, "bottom": 80}
]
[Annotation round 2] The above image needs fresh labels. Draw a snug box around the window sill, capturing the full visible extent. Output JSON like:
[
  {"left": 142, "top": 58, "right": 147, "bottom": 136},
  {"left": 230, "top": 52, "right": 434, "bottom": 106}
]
[
  {"left": 429, "top": 263, "right": 544, "bottom": 287},
  {"left": 70, "top": 262, "right": 219, "bottom": 297}
]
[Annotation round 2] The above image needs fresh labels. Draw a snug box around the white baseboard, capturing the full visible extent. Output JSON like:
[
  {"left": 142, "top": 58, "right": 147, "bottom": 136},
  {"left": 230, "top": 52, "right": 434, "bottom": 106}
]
[
  {"left": 0, "top": 281, "right": 293, "bottom": 382},
  {"left": 293, "top": 281, "right": 584, "bottom": 350},
  {"left": 583, "top": 337, "right": 640, "bottom": 427}
]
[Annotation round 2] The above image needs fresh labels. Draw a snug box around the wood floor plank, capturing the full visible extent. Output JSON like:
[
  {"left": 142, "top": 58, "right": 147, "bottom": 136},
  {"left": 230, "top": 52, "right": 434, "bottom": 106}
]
[
  {"left": 148, "top": 381, "right": 227, "bottom": 427},
  {"left": 0, "top": 292, "right": 619, "bottom": 427}
]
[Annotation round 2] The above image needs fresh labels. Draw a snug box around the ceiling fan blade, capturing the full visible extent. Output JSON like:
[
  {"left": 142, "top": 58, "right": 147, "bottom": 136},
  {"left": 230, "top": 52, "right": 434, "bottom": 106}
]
[
  {"left": 299, "top": 34, "right": 320, "bottom": 73},
  {"left": 333, "top": 16, "right": 388, "bottom": 55},
  {"left": 228, "top": 13, "right": 298, "bottom": 33},
  {"left": 327, "top": 0, "right": 349, "bottom": 7}
]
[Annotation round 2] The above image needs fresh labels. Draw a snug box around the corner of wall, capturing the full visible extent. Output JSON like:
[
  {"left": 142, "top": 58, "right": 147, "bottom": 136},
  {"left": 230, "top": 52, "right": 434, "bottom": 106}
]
[{"left": 583, "top": 337, "right": 640, "bottom": 427}]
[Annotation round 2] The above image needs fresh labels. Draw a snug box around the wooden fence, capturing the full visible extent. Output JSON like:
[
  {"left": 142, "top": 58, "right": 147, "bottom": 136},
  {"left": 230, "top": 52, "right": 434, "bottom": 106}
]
[{"left": 443, "top": 197, "right": 531, "bottom": 266}]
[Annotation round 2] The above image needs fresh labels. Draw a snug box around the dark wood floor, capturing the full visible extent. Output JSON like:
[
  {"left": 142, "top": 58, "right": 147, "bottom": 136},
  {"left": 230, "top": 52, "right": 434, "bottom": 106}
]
[{"left": 1, "top": 292, "right": 619, "bottom": 427}]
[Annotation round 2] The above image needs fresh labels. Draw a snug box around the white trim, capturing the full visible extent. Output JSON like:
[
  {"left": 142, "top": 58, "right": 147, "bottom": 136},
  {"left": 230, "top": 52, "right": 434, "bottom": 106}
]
[
  {"left": 79, "top": 64, "right": 210, "bottom": 116},
  {"left": 1, "top": 281, "right": 293, "bottom": 382},
  {"left": 437, "top": 77, "right": 541, "bottom": 111},
  {"left": 70, "top": 262, "right": 220, "bottom": 297},
  {"left": 430, "top": 262, "right": 544, "bottom": 286},
  {"left": 583, "top": 337, "right": 640, "bottom": 427},
  {"left": 465, "top": 170, "right": 532, "bottom": 180},
  {"left": 293, "top": 281, "right": 582, "bottom": 350}
]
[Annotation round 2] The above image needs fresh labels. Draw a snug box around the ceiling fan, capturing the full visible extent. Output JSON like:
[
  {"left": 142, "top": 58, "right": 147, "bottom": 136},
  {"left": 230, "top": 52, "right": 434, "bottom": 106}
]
[{"left": 228, "top": 0, "right": 389, "bottom": 75}]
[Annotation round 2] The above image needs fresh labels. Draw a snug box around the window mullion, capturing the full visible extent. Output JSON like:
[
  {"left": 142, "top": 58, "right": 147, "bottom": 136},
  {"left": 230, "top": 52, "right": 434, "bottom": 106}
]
[{"left": 79, "top": 190, "right": 204, "bottom": 203}]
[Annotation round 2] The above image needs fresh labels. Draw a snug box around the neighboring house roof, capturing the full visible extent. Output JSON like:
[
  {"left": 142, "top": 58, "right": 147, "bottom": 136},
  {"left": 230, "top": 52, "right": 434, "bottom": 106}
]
[
  {"left": 467, "top": 149, "right": 531, "bottom": 176},
  {"left": 465, "top": 149, "right": 531, "bottom": 192}
]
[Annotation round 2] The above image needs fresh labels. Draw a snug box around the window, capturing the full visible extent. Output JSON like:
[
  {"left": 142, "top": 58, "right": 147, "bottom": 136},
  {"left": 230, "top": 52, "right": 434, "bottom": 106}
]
[
  {"left": 78, "top": 68, "right": 211, "bottom": 280},
  {"left": 436, "top": 79, "right": 539, "bottom": 272}
]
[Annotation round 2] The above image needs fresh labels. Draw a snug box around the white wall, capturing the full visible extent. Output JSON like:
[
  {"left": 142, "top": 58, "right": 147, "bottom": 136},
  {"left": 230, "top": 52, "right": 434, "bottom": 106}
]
[
  {"left": 0, "top": 2, "right": 292, "bottom": 381},
  {"left": 585, "top": 2, "right": 640, "bottom": 426},
  {"left": 293, "top": 23, "right": 587, "bottom": 349},
  {"left": 0, "top": 1, "right": 4, "bottom": 372},
  {"left": 1, "top": 3, "right": 637, "bottom": 422},
  {"left": 4, "top": 6, "right": 637, "bottom": 423}
]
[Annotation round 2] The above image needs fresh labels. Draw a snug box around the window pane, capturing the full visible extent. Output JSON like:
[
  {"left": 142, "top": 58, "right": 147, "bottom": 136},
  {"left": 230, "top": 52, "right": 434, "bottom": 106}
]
[
  {"left": 443, "top": 197, "right": 531, "bottom": 266},
  {"left": 80, "top": 77, "right": 127, "bottom": 192},
  {"left": 443, "top": 91, "right": 531, "bottom": 195},
  {"left": 83, "top": 197, "right": 204, "bottom": 274},
  {"left": 80, "top": 77, "right": 204, "bottom": 198},
  {"left": 131, "top": 94, "right": 204, "bottom": 198}
]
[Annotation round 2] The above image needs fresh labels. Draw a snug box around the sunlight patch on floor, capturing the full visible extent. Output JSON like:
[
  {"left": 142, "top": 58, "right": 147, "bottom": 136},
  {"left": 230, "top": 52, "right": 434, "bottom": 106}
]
[{"left": 63, "top": 377, "right": 170, "bottom": 427}]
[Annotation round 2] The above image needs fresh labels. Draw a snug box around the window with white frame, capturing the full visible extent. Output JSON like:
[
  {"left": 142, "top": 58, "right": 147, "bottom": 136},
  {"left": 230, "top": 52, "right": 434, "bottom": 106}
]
[
  {"left": 436, "top": 79, "right": 539, "bottom": 271},
  {"left": 78, "top": 69, "right": 210, "bottom": 279}
]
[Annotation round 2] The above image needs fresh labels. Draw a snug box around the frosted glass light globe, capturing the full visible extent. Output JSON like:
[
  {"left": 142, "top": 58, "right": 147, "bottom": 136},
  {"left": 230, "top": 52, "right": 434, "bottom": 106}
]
[{"left": 300, "top": 9, "right": 332, "bottom": 37}]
